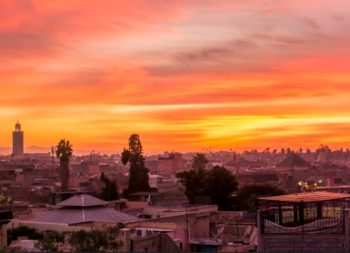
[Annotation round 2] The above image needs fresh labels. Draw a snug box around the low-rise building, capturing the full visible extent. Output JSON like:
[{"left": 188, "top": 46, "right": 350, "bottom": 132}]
[{"left": 257, "top": 191, "right": 350, "bottom": 252}]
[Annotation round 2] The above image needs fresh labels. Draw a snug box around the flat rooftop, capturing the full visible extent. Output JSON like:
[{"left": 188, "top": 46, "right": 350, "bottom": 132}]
[
  {"left": 259, "top": 191, "right": 350, "bottom": 203},
  {"left": 315, "top": 185, "right": 350, "bottom": 189}
]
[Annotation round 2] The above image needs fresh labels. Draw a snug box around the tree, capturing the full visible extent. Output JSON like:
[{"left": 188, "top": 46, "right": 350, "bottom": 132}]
[
  {"left": 121, "top": 134, "right": 150, "bottom": 194},
  {"left": 177, "top": 154, "right": 238, "bottom": 210},
  {"left": 36, "top": 230, "right": 64, "bottom": 252},
  {"left": 235, "top": 184, "right": 285, "bottom": 212},
  {"left": 177, "top": 153, "right": 208, "bottom": 203},
  {"left": 100, "top": 173, "right": 119, "bottom": 201},
  {"left": 7, "top": 226, "right": 42, "bottom": 245},
  {"left": 176, "top": 168, "right": 207, "bottom": 204},
  {"left": 69, "top": 230, "right": 104, "bottom": 252},
  {"left": 192, "top": 153, "right": 208, "bottom": 171},
  {"left": 55, "top": 139, "right": 73, "bottom": 192},
  {"left": 205, "top": 166, "right": 238, "bottom": 210},
  {"left": 69, "top": 227, "right": 122, "bottom": 252}
]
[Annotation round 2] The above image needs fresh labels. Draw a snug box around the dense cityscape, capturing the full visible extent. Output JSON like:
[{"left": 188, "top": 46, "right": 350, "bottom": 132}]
[
  {"left": 2, "top": 1, "right": 350, "bottom": 252},
  {"left": 0, "top": 122, "right": 349, "bottom": 252}
]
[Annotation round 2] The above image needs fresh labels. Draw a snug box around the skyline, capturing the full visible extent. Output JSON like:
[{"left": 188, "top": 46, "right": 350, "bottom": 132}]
[
  {"left": 1, "top": 0, "right": 350, "bottom": 153},
  {"left": 0, "top": 121, "right": 349, "bottom": 155}
]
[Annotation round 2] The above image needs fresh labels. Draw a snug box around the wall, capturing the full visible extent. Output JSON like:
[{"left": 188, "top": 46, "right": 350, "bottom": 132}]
[
  {"left": 257, "top": 210, "right": 350, "bottom": 252},
  {"left": 144, "top": 212, "right": 212, "bottom": 239},
  {"left": 258, "top": 233, "right": 346, "bottom": 252},
  {"left": 0, "top": 225, "right": 7, "bottom": 250},
  {"left": 129, "top": 233, "right": 181, "bottom": 252},
  {"left": 12, "top": 220, "right": 91, "bottom": 233},
  {"left": 130, "top": 235, "right": 160, "bottom": 252}
]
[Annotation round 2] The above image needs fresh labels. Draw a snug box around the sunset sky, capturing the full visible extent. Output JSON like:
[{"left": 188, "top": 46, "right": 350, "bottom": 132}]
[{"left": 1, "top": 0, "right": 350, "bottom": 154}]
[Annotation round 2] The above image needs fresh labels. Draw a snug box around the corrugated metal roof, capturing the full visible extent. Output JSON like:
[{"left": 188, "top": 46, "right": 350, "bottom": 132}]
[
  {"left": 259, "top": 191, "right": 350, "bottom": 203},
  {"left": 30, "top": 207, "right": 138, "bottom": 224},
  {"left": 57, "top": 194, "right": 107, "bottom": 207}
]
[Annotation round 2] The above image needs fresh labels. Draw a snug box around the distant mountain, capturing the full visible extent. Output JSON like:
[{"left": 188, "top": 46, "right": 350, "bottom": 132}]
[
  {"left": 0, "top": 147, "right": 11, "bottom": 155},
  {"left": 26, "top": 145, "right": 50, "bottom": 153},
  {"left": 0, "top": 145, "right": 112, "bottom": 156},
  {"left": 0, "top": 146, "right": 50, "bottom": 155},
  {"left": 277, "top": 152, "right": 310, "bottom": 167}
]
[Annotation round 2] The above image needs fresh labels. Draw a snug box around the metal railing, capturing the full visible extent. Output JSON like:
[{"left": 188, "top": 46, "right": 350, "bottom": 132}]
[{"left": 260, "top": 209, "right": 345, "bottom": 234}]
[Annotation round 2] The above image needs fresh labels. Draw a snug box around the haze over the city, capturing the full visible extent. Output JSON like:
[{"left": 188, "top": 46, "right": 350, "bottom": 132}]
[{"left": 1, "top": 0, "right": 350, "bottom": 153}]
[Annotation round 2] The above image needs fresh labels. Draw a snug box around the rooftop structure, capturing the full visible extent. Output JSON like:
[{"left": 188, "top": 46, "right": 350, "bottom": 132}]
[
  {"left": 277, "top": 152, "right": 310, "bottom": 168},
  {"left": 257, "top": 191, "right": 350, "bottom": 252},
  {"left": 30, "top": 194, "right": 138, "bottom": 225},
  {"left": 259, "top": 191, "right": 350, "bottom": 203},
  {"left": 56, "top": 194, "right": 107, "bottom": 207}
]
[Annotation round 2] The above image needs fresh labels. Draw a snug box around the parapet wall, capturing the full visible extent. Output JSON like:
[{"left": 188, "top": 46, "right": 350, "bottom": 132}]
[
  {"left": 257, "top": 210, "right": 350, "bottom": 252},
  {"left": 258, "top": 233, "right": 347, "bottom": 252}
]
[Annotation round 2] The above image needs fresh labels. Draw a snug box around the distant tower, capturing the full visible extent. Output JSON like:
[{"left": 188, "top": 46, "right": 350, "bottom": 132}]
[{"left": 12, "top": 122, "right": 24, "bottom": 156}]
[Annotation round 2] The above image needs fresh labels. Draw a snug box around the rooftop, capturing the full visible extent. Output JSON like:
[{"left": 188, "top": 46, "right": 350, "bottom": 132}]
[
  {"left": 57, "top": 194, "right": 107, "bottom": 207},
  {"left": 126, "top": 221, "right": 176, "bottom": 230},
  {"left": 259, "top": 191, "right": 350, "bottom": 203},
  {"left": 128, "top": 192, "right": 160, "bottom": 196},
  {"left": 315, "top": 185, "right": 350, "bottom": 189},
  {"left": 30, "top": 194, "right": 139, "bottom": 224},
  {"left": 277, "top": 152, "right": 310, "bottom": 168},
  {"left": 30, "top": 207, "right": 138, "bottom": 225}
]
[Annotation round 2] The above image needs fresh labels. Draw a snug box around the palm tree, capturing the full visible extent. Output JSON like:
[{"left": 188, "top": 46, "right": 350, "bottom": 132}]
[
  {"left": 56, "top": 139, "right": 73, "bottom": 192},
  {"left": 192, "top": 153, "right": 208, "bottom": 171}
]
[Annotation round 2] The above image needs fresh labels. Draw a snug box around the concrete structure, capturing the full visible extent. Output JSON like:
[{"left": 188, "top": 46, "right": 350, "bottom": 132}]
[
  {"left": 257, "top": 191, "right": 350, "bottom": 252},
  {"left": 119, "top": 227, "right": 181, "bottom": 252},
  {"left": 135, "top": 204, "right": 218, "bottom": 251},
  {"left": 12, "top": 122, "right": 24, "bottom": 156},
  {"left": 147, "top": 153, "right": 185, "bottom": 175}
]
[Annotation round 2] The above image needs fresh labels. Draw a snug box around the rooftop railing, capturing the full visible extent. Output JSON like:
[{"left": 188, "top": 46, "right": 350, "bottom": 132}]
[{"left": 260, "top": 208, "right": 345, "bottom": 234}]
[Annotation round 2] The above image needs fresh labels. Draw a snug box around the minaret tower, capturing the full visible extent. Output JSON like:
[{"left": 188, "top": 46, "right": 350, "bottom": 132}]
[{"left": 12, "top": 121, "right": 24, "bottom": 156}]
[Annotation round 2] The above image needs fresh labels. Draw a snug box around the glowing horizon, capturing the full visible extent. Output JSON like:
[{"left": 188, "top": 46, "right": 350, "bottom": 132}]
[{"left": 1, "top": 0, "right": 350, "bottom": 154}]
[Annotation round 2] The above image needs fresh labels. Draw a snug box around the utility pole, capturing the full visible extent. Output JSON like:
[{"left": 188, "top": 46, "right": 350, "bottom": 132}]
[{"left": 184, "top": 201, "right": 190, "bottom": 252}]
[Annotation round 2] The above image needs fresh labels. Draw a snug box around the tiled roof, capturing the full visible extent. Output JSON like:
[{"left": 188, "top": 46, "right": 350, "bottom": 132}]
[
  {"left": 57, "top": 194, "right": 107, "bottom": 207},
  {"left": 30, "top": 207, "right": 138, "bottom": 224}
]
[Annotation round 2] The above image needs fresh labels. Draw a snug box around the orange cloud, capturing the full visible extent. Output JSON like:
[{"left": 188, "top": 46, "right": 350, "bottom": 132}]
[{"left": 1, "top": 0, "right": 350, "bottom": 153}]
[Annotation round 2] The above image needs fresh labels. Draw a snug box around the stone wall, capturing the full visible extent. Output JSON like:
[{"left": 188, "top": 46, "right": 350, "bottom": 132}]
[{"left": 258, "top": 233, "right": 346, "bottom": 252}]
